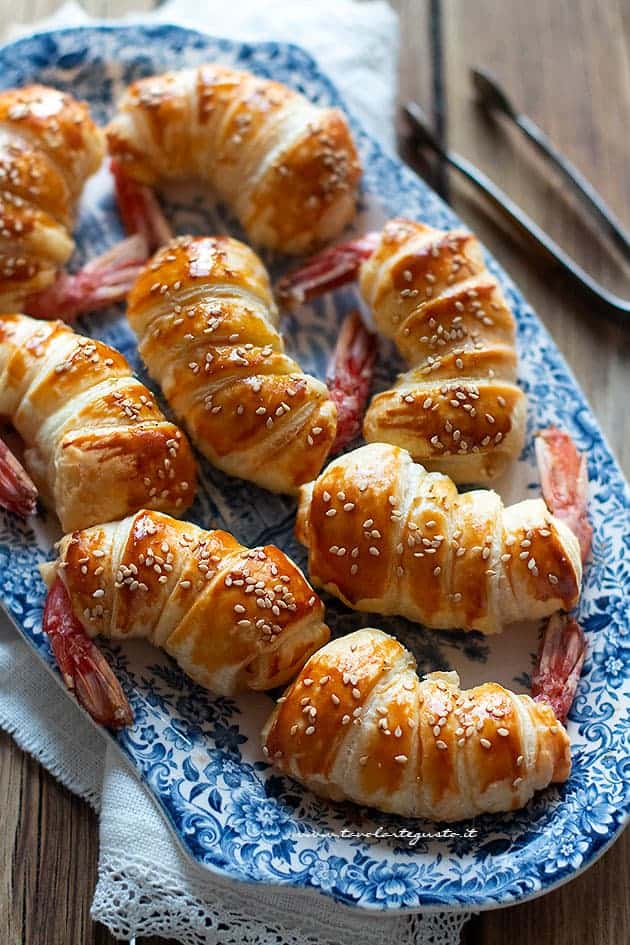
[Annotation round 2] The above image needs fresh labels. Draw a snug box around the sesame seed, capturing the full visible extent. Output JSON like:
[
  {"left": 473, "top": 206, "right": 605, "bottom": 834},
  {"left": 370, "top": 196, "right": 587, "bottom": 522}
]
[
  {"left": 497, "top": 727, "right": 510, "bottom": 737},
  {"left": 435, "top": 741, "right": 448, "bottom": 751},
  {"left": 480, "top": 738, "right": 492, "bottom": 749}
]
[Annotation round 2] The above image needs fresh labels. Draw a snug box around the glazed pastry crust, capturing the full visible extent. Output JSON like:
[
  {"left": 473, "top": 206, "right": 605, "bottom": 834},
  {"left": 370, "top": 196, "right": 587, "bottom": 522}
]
[
  {"left": 127, "top": 235, "right": 337, "bottom": 494},
  {"left": 106, "top": 64, "right": 361, "bottom": 254},
  {"left": 296, "top": 442, "right": 582, "bottom": 634},
  {"left": 45, "top": 509, "right": 330, "bottom": 695},
  {"left": 0, "top": 314, "right": 196, "bottom": 531},
  {"left": 262, "top": 628, "right": 571, "bottom": 821},
  {"left": 0, "top": 85, "right": 104, "bottom": 308},
  {"left": 360, "top": 219, "right": 527, "bottom": 483}
]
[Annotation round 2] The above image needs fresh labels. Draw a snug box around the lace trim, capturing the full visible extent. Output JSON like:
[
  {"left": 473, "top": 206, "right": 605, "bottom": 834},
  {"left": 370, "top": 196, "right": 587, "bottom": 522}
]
[{"left": 93, "top": 853, "right": 472, "bottom": 945}]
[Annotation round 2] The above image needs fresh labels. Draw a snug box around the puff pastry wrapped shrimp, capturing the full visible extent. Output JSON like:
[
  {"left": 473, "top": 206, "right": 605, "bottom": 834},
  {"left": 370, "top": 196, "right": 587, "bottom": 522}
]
[
  {"left": 0, "top": 85, "right": 147, "bottom": 320},
  {"left": 40, "top": 509, "right": 330, "bottom": 727},
  {"left": 262, "top": 626, "right": 583, "bottom": 821},
  {"left": 279, "top": 218, "right": 527, "bottom": 483},
  {"left": 0, "top": 314, "right": 196, "bottom": 529},
  {"left": 107, "top": 64, "right": 362, "bottom": 255},
  {"left": 126, "top": 235, "right": 337, "bottom": 493},
  {"left": 296, "top": 441, "right": 585, "bottom": 634}
]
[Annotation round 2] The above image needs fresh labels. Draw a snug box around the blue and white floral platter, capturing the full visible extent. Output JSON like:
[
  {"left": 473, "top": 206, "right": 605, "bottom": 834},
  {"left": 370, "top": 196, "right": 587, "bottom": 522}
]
[{"left": 0, "top": 25, "right": 628, "bottom": 913}]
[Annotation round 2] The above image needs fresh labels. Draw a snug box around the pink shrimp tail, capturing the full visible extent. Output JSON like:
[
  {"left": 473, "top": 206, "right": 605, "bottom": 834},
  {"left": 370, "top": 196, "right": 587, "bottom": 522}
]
[
  {"left": 326, "top": 310, "right": 377, "bottom": 454},
  {"left": 24, "top": 234, "right": 148, "bottom": 321},
  {"left": 43, "top": 577, "right": 133, "bottom": 729},
  {"left": 535, "top": 427, "right": 592, "bottom": 563},
  {"left": 532, "top": 614, "right": 587, "bottom": 724},
  {"left": 0, "top": 437, "right": 37, "bottom": 517},
  {"left": 276, "top": 232, "right": 379, "bottom": 307},
  {"left": 111, "top": 159, "right": 173, "bottom": 252}
]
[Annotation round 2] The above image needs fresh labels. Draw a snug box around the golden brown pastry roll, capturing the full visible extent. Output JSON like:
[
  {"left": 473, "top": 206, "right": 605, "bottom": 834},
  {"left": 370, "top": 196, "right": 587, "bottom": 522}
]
[
  {"left": 127, "top": 235, "right": 337, "bottom": 494},
  {"left": 107, "top": 64, "right": 362, "bottom": 254},
  {"left": 262, "top": 628, "right": 571, "bottom": 820},
  {"left": 296, "top": 442, "right": 582, "bottom": 633},
  {"left": 360, "top": 219, "right": 527, "bottom": 483},
  {"left": 42, "top": 509, "right": 330, "bottom": 695},
  {"left": 0, "top": 314, "right": 196, "bottom": 530},
  {"left": 0, "top": 85, "right": 104, "bottom": 309}
]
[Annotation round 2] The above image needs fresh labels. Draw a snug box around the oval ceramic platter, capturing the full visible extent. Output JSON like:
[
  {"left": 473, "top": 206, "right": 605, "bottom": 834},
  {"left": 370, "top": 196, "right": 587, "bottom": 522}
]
[{"left": 0, "top": 24, "right": 628, "bottom": 914}]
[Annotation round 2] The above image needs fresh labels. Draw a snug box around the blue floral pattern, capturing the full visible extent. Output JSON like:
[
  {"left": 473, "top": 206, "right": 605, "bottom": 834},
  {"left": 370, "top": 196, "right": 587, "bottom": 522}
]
[{"left": 0, "top": 24, "right": 628, "bottom": 913}]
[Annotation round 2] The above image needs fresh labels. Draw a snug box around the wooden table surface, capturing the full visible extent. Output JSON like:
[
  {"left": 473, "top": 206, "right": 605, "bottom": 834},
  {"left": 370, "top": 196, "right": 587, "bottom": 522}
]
[{"left": 0, "top": 1, "right": 628, "bottom": 943}]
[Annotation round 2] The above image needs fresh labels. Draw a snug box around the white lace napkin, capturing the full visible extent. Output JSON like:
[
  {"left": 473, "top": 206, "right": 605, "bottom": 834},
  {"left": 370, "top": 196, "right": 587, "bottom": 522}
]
[{"left": 0, "top": 2, "right": 472, "bottom": 942}]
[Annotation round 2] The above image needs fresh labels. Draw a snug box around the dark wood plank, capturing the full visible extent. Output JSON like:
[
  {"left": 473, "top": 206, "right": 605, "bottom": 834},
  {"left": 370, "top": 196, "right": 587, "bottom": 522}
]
[{"left": 0, "top": 730, "right": 116, "bottom": 945}]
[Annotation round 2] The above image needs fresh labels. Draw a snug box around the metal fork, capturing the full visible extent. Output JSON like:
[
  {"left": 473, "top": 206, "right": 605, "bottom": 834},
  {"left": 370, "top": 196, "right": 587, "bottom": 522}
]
[{"left": 403, "top": 96, "right": 630, "bottom": 324}]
